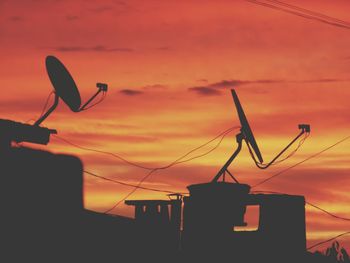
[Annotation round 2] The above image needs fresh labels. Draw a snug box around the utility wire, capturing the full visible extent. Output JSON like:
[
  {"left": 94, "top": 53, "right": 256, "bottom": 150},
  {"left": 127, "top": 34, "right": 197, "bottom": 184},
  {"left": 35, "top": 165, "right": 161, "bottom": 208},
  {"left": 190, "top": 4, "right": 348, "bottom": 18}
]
[
  {"left": 103, "top": 169, "right": 157, "bottom": 213},
  {"left": 104, "top": 127, "right": 239, "bottom": 213},
  {"left": 52, "top": 126, "right": 240, "bottom": 213},
  {"left": 39, "top": 91, "right": 55, "bottom": 118},
  {"left": 53, "top": 126, "right": 239, "bottom": 171},
  {"left": 245, "top": 0, "right": 350, "bottom": 30},
  {"left": 253, "top": 190, "right": 350, "bottom": 251},
  {"left": 84, "top": 170, "right": 186, "bottom": 194},
  {"left": 252, "top": 190, "right": 350, "bottom": 222},
  {"left": 252, "top": 135, "right": 350, "bottom": 188},
  {"left": 307, "top": 231, "right": 350, "bottom": 250},
  {"left": 25, "top": 91, "right": 54, "bottom": 124},
  {"left": 266, "top": 0, "right": 350, "bottom": 27},
  {"left": 53, "top": 135, "right": 152, "bottom": 170},
  {"left": 307, "top": 202, "right": 350, "bottom": 222}
]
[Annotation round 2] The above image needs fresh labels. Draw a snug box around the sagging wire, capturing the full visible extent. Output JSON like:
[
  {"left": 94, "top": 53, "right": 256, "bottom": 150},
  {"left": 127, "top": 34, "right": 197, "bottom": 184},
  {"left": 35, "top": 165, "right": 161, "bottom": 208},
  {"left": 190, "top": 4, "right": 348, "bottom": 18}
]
[
  {"left": 103, "top": 126, "right": 240, "bottom": 213},
  {"left": 252, "top": 190, "right": 350, "bottom": 250},
  {"left": 252, "top": 135, "right": 350, "bottom": 189},
  {"left": 24, "top": 91, "right": 54, "bottom": 124},
  {"left": 307, "top": 232, "right": 350, "bottom": 251},
  {"left": 53, "top": 125, "right": 240, "bottom": 171},
  {"left": 84, "top": 170, "right": 187, "bottom": 195},
  {"left": 39, "top": 91, "right": 55, "bottom": 118},
  {"left": 245, "top": 0, "right": 350, "bottom": 30}
]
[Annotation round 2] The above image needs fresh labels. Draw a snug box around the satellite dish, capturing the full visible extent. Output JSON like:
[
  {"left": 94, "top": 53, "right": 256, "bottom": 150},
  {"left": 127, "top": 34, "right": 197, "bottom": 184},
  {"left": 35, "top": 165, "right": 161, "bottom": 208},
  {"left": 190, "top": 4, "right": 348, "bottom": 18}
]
[
  {"left": 45, "top": 56, "right": 81, "bottom": 112},
  {"left": 231, "top": 89, "right": 263, "bottom": 163},
  {"left": 34, "top": 55, "right": 108, "bottom": 126},
  {"left": 212, "top": 89, "right": 310, "bottom": 182}
]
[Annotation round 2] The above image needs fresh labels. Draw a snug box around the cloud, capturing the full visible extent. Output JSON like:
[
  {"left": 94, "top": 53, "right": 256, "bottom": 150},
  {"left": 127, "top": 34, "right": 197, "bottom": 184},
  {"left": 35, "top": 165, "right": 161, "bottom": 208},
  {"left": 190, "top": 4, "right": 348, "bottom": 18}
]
[
  {"left": 155, "top": 46, "right": 172, "bottom": 51},
  {"left": 188, "top": 79, "right": 282, "bottom": 96},
  {"left": 188, "top": 87, "right": 222, "bottom": 96},
  {"left": 188, "top": 78, "right": 350, "bottom": 96},
  {"left": 210, "top": 79, "right": 285, "bottom": 89},
  {"left": 0, "top": 97, "right": 49, "bottom": 113},
  {"left": 54, "top": 46, "right": 85, "bottom": 52},
  {"left": 91, "top": 45, "right": 134, "bottom": 52},
  {"left": 88, "top": 6, "right": 114, "bottom": 13},
  {"left": 114, "top": 84, "right": 166, "bottom": 97},
  {"left": 299, "top": 78, "right": 350, "bottom": 83},
  {"left": 142, "top": 84, "right": 167, "bottom": 90},
  {"left": 8, "top": 16, "right": 23, "bottom": 22},
  {"left": 87, "top": 2, "right": 132, "bottom": 15},
  {"left": 119, "top": 89, "right": 144, "bottom": 96},
  {"left": 52, "top": 45, "right": 134, "bottom": 52},
  {"left": 66, "top": 15, "right": 79, "bottom": 21}
]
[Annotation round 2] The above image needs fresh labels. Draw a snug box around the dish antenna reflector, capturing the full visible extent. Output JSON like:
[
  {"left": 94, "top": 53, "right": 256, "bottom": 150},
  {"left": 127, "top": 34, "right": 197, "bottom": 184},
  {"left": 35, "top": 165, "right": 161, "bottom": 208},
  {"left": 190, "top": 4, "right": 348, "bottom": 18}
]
[
  {"left": 34, "top": 55, "right": 108, "bottom": 126},
  {"left": 231, "top": 89, "right": 263, "bottom": 164},
  {"left": 212, "top": 89, "right": 310, "bottom": 183},
  {"left": 45, "top": 55, "right": 82, "bottom": 112}
]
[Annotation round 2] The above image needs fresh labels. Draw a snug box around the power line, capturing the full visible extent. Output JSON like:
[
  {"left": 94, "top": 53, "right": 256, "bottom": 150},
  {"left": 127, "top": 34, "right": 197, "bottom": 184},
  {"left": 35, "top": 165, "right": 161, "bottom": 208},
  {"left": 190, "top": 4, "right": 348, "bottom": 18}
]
[
  {"left": 84, "top": 170, "right": 187, "bottom": 194},
  {"left": 252, "top": 135, "right": 350, "bottom": 188},
  {"left": 53, "top": 126, "right": 239, "bottom": 171},
  {"left": 56, "top": 125, "right": 239, "bottom": 213},
  {"left": 24, "top": 91, "right": 54, "bottom": 124},
  {"left": 307, "top": 231, "right": 350, "bottom": 250},
  {"left": 53, "top": 135, "right": 153, "bottom": 170},
  {"left": 252, "top": 190, "right": 350, "bottom": 221},
  {"left": 245, "top": 0, "right": 350, "bottom": 30},
  {"left": 103, "top": 169, "right": 156, "bottom": 213},
  {"left": 253, "top": 190, "right": 350, "bottom": 251},
  {"left": 266, "top": 0, "right": 350, "bottom": 27},
  {"left": 307, "top": 201, "right": 350, "bottom": 222},
  {"left": 39, "top": 91, "right": 55, "bottom": 118},
  {"left": 104, "top": 127, "right": 239, "bottom": 213}
]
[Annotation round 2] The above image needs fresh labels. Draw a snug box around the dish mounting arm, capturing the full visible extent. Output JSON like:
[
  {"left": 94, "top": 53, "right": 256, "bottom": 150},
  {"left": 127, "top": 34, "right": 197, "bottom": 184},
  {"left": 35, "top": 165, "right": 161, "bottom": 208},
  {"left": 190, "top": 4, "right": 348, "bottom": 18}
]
[
  {"left": 79, "top": 83, "right": 108, "bottom": 111},
  {"left": 211, "top": 132, "right": 244, "bottom": 183},
  {"left": 248, "top": 124, "right": 310, "bottom": 169},
  {"left": 34, "top": 93, "right": 59, "bottom": 126}
]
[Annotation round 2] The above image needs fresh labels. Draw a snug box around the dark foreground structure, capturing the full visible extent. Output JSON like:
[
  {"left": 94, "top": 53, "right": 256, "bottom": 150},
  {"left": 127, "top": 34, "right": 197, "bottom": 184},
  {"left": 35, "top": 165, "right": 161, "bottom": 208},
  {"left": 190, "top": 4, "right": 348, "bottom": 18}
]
[
  {"left": 1, "top": 57, "right": 324, "bottom": 262},
  {"left": 0, "top": 144, "right": 316, "bottom": 263}
]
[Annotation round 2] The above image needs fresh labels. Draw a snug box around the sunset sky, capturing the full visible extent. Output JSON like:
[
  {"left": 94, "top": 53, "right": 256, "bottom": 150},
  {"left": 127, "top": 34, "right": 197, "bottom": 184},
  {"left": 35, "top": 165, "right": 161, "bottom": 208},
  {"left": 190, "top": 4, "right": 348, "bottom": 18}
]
[{"left": 1, "top": 0, "right": 350, "bottom": 252}]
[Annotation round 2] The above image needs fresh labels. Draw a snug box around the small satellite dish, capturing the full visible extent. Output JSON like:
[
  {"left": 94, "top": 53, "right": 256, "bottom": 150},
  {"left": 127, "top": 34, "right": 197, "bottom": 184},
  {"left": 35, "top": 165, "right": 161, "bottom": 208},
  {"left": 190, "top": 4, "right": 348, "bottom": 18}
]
[
  {"left": 34, "top": 55, "right": 108, "bottom": 126},
  {"left": 231, "top": 89, "right": 263, "bottom": 163},
  {"left": 0, "top": 56, "right": 108, "bottom": 148},
  {"left": 45, "top": 56, "right": 81, "bottom": 112}
]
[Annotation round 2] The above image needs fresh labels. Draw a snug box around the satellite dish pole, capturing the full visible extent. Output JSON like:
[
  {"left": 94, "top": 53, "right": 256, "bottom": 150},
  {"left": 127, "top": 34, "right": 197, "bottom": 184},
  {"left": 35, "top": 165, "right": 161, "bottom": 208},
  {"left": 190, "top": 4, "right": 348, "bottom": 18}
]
[
  {"left": 34, "top": 95, "right": 59, "bottom": 126},
  {"left": 212, "top": 132, "right": 243, "bottom": 183}
]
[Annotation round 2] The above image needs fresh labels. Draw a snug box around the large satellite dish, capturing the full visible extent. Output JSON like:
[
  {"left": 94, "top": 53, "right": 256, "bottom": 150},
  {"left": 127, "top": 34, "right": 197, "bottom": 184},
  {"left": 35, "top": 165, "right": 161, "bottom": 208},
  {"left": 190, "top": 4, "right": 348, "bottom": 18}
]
[
  {"left": 212, "top": 89, "right": 310, "bottom": 182},
  {"left": 231, "top": 89, "right": 263, "bottom": 163},
  {"left": 45, "top": 56, "right": 82, "bottom": 112}
]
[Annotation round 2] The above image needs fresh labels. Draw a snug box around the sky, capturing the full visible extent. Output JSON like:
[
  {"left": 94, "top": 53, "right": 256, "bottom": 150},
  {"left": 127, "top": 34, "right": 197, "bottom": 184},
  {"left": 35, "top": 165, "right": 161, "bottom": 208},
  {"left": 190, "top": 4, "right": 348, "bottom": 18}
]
[{"left": 1, "top": 0, "right": 350, "bottom": 252}]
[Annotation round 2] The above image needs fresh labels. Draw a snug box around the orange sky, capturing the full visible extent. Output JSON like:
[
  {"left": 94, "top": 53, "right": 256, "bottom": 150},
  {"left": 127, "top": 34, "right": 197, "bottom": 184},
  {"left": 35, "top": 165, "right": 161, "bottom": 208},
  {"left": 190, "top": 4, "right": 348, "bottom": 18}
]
[{"left": 1, "top": 0, "right": 350, "bottom": 252}]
